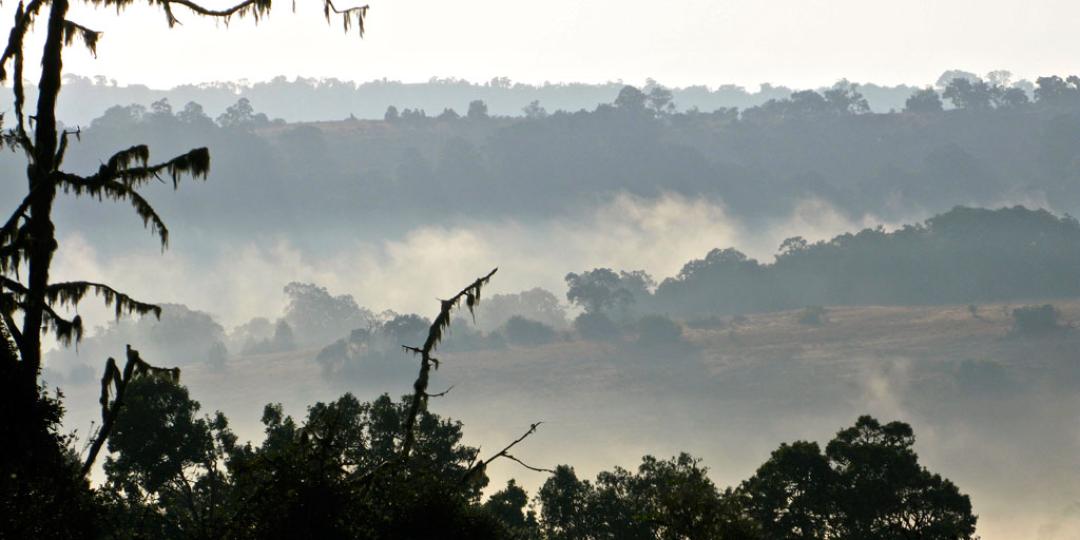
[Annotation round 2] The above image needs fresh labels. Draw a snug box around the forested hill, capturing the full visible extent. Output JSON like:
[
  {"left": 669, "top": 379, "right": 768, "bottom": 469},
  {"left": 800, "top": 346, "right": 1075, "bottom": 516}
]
[
  {"left": 42, "top": 74, "right": 919, "bottom": 125},
  {"left": 12, "top": 74, "right": 1080, "bottom": 247},
  {"left": 646, "top": 206, "right": 1080, "bottom": 316},
  {"left": 47, "top": 205, "right": 1080, "bottom": 378}
]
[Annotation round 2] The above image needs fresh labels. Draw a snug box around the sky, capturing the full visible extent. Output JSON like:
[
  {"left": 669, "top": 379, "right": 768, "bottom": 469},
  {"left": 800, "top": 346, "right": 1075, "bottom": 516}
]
[{"left": 11, "top": 0, "right": 1080, "bottom": 90}]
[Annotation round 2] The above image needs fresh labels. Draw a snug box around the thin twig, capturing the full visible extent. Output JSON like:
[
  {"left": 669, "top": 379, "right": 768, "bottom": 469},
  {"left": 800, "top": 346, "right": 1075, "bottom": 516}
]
[
  {"left": 462, "top": 422, "right": 555, "bottom": 480},
  {"left": 501, "top": 453, "right": 556, "bottom": 474},
  {"left": 427, "top": 385, "right": 454, "bottom": 398}
]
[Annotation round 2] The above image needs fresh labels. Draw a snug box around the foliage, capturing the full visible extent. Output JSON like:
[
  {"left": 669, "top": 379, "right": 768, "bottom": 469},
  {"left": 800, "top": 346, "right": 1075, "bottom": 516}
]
[
  {"left": 651, "top": 206, "right": 1080, "bottom": 317},
  {"left": 522, "top": 100, "right": 548, "bottom": 119},
  {"left": 905, "top": 87, "right": 944, "bottom": 113},
  {"left": 47, "top": 303, "right": 229, "bottom": 371},
  {"left": 100, "top": 377, "right": 512, "bottom": 539},
  {"left": 468, "top": 100, "right": 490, "bottom": 120},
  {"left": 478, "top": 288, "right": 567, "bottom": 330},
  {"left": 484, "top": 480, "right": 540, "bottom": 539},
  {"left": 384, "top": 105, "right": 400, "bottom": 121},
  {"left": 216, "top": 97, "right": 271, "bottom": 129},
  {"left": 315, "top": 312, "right": 435, "bottom": 382},
  {"left": 101, "top": 376, "right": 235, "bottom": 539},
  {"left": 0, "top": 380, "right": 101, "bottom": 538},
  {"left": 1010, "top": 304, "right": 1067, "bottom": 336},
  {"left": 502, "top": 316, "right": 557, "bottom": 347},
  {"left": 742, "top": 82, "right": 869, "bottom": 122},
  {"left": 283, "top": 282, "right": 377, "bottom": 347},
  {"left": 42, "top": 72, "right": 1080, "bottom": 235},
  {"left": 614, "top": 85, "right": 649, "bottom": 111},
  {"left": 533, "top": 421, "right": 975, "bottom": 540},
  {"left": 942, "top": 75, "right": 1030, "bottom": 110},
  {"left": 635, "top": 314, "right": 683, "bottom": 346},
  {"left": 537, "top": 456, "right": 759, "bottom": 540},
  {"left": 572, "top": 311, "right": 621, "bottom": 342},
  {"left": 225, "top": 393, "right": 496, "bottom": 539},
  {"left": 565, "top": 268, "right": 654, "bottom": 316},
  {"left": 0, "top": 0, "right": 367, "bottom": 534},
  {"left": 740, "top": 416, "right": 977, "bottom": 539},
  {"left": 91, "top": 366, "right": 981, "bottom": 540}
]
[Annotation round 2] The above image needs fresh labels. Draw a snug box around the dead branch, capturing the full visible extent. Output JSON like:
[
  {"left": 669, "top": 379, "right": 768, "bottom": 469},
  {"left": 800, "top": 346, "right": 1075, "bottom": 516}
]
[
  {"left": 81, "top": 345, "right": 180, "bottom": 476},
  {"left": 400, "top": 267, "right": 496, "bottom": 459},
  {"left": 476, "top": 422, "right": 552, "bottom": 470},
  {"left": 461, "top": 422, "right": 553, "bottom": 487},
  {"left": 427, "top": 384, "right": 454, "bottom": 398},
  {"left": 501, "top": 453, "right": 556, "bottom": 474}
]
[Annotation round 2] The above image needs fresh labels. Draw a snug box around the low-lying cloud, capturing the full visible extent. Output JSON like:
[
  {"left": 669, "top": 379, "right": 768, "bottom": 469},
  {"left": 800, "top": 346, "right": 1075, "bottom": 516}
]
[{"left": 52, "top": 193, "right": 897, "bottom": 332}]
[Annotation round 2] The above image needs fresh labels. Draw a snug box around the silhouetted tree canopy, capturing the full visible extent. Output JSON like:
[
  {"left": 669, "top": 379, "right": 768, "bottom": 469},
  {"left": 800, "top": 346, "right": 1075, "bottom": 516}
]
[
  {"left": 565, "top": 268, "right": 654, "bottom": 316},
  {"left": 26, "top": 70, "right": 1080, "bottom": 237},
  {"left": 1010, "top": 304, "right": 1068, "bottom": 336},
  {"left": 741, "top": 416, "right": 977, "bottom": 539},
  {"left": 905, "top": 87, "right": 944, "bottom": 113},
  {"left": 0, "top": 0, "right": 368, "bottom": 534},
  {"left": 502, "top": 316, "right": 557, "bottom": 347},
  {"left": 468, "top": 99, "right": 490, "bottom": 120},
  {"left": 650, "top": 206, "right": 1080, "bottom": 317},
  {"left": 283, "top": 282, "right": 376, "bottom": 347}
]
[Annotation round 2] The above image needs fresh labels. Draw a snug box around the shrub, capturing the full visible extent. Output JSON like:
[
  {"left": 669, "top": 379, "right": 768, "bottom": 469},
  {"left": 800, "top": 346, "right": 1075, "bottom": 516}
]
[
  {"left": 573, "top": 312, "right": 621, "bottom": 342},
  {"left": 502, "top": 316, "right": 557, "bottom": 347},
  {"left": 636, "top": 314, "right": 683, "bottom": 346},
  {"left": 1011, "top": 304, "right": 1067, "bottom": 336}
]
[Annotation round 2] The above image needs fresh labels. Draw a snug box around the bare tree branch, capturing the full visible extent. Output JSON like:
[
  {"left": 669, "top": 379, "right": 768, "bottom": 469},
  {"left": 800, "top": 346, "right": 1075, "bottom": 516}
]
[
  {"left": 427, "top": 385, "right": 454, "bottom": 398},
  {"left": 501, "top": 453, "right": 556, "bottom": 474},
  {"left": 479, "top": 422, "right": 546, "bottom": 469},
  {"left": 82, "top": 345, "right": 180, "bottom": 475},
  {"left": 55, "top": 127, "right": 81, "bottom": 167},
  {"left": 462, "top": 422, "right": 553, "bottom": 484},
  {"left": 400, "top": 267, "right": 497, "bottom": 459}
]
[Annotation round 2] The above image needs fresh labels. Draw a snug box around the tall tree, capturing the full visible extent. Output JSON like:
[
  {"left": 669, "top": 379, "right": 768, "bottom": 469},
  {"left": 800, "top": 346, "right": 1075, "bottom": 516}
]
[
  {"left": 904, "top": 87, "right": 944, "bottom": 113},
  {"left": 0, "top": 0, "right": 368, "bottom": 535},
  {"left": 741, "top": 416, "right": 977, "bottom": 539}
]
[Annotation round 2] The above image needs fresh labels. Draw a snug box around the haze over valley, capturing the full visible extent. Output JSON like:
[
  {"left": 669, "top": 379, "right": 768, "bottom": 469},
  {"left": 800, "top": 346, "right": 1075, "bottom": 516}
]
[{"left": 4, "top": 2, "right": 1080, "bottom": 538}]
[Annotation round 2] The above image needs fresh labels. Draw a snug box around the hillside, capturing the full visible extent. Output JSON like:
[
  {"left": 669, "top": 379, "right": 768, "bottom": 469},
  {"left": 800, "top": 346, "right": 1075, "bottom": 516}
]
[
  {"left": 11, "top": 81, "right": 1080, "bottom": 258},
  {"left": 59, "top": 299, "right": 1080, "bottom": 540}
]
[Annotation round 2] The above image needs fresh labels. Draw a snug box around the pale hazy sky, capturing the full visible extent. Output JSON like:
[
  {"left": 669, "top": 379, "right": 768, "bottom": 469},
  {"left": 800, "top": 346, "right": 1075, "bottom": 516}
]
[{"left": 18, "top": 0, "right": 1080, "bottom": 89}]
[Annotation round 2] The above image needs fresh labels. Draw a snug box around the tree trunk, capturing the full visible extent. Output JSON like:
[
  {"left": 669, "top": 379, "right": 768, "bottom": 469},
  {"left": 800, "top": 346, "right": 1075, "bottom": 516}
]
[{"left": 19, "top": 0, "right": 67, "bottom": 399}]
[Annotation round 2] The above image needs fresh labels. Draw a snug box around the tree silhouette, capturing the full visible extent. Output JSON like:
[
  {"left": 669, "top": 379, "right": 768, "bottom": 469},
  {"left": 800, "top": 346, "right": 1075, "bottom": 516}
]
[
  {"left": 0, "top": 0, "right": 368, "bottom": 534},
  {"left": 943, "top": 78, "right": 994, "bottom": 110},
  {"left": 741, "top": 416, "right": 977, "bottom": 539},
  {"left": 904, "top": 87, "right": 944, "bottom": 113},
  {"left": 467, "top": 99, "right": 490, "bottom": 120}
]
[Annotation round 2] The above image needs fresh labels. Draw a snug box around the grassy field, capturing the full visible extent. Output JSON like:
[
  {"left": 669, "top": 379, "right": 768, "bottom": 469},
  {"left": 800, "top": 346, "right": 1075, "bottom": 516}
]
[{"left": 61, "top": 299, "right": 1080, "bottom": 540}]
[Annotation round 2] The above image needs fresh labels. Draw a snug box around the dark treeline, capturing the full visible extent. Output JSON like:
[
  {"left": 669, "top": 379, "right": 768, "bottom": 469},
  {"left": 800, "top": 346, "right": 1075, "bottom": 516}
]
[
  {"left": 93, "top": 374, "right": 976, "bottom": 539},
  {"left": 13, "top": 70, "right": 1080, "bottom": 247},
  {"left": 38, "top": 73, "right": 919, "bottom": 125},
  {"left": 518, "top": 205, "right": 1080, "bottom": 323},
  {"left": 44, "top": 205, "right": 1080, "bottom": 386},
  {"left": 647, "top": 206, "right": 1080, "bottom": 316},
  {"left": 0, "top": 0, "right": 1030, "bottom": 535}
]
